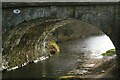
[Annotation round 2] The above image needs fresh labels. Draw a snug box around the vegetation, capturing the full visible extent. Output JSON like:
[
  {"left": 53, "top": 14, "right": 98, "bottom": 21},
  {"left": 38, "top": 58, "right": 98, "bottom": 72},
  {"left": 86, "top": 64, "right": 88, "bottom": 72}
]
[
  {"left": 57, "top": 75, "right": 83, "bottom": 80},
  {"left": 101, "top": 49, "right": 116, "bottom": 56},
  {"left": 47, "top": 41, "right": 60, "bottom": 56}
]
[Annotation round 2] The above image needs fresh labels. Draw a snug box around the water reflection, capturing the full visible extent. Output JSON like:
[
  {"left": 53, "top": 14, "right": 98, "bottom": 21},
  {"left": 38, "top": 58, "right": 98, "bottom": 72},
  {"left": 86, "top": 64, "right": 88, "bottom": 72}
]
[
  {"left": 85, "top": 35, "right": 115, "bottom": 58},
  {"left": 3, "top": 34, "right": 115, "bottom": 78},
  {"left": 86, "top": 35, "right": 115, "bottom": 53}
]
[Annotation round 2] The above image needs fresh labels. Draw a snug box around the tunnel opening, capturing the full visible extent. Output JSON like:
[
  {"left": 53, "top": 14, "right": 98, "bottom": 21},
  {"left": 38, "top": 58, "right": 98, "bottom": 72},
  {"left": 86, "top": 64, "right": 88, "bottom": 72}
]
[
  {"left": 45, "top": 19, "right": 116, "bottom": 55},
  {"left": 44, "top": 19, "right": 117, "bottom": 78},
  {"left": 2, "top": 1, "right": 119, "bottom": 79},
  {"left": 2, "top": 18, "right": 117, "bottom": 78}
]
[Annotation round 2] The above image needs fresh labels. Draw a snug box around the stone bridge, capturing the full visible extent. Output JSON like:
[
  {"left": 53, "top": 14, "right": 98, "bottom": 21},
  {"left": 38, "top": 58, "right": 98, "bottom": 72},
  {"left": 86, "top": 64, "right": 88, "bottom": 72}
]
[{"left": 2, "top": 2, "right": 120, "bottom": 75}]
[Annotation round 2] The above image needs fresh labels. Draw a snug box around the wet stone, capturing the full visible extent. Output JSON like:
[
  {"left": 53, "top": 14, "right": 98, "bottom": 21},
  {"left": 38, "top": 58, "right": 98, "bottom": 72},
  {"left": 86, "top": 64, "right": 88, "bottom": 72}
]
[
  {"left": 72, "top": 69, "right": 88, "bottom": 75},
  {"left": 83, "top": 63, "right": 95, "bottom": 68},
  {"left": 82, "top": 67, "right": 90, "bottom": 70},
  {"left": 101, "top": 70, "right": 105, "bottom": 73}
]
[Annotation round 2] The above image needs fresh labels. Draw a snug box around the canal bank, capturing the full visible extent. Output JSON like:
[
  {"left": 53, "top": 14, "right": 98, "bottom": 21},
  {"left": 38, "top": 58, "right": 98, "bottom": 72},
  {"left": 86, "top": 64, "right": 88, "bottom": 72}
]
[{"left": 60, "top": 54, "right": 116, "bottom": 79}]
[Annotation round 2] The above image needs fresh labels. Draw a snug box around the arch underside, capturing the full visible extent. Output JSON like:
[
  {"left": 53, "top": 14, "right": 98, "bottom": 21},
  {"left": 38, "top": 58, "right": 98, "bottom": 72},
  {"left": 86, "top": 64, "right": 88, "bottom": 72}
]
[
  {"left": 2, "top": 17, "right": 115, "bottom": 71},
  {"left": 2, "top": 3, "right": 119, "bottom": 76}
]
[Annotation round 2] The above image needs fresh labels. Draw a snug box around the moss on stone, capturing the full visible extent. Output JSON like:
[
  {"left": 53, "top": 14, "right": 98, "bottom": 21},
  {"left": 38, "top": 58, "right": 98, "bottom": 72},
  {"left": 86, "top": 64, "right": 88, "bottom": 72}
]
[
  {"left": 57, "top": 75, "right": 83, "bottom": 80},
  {"left": 47, "top": 41, "right": 60, "bottom": 57},
  {"left": 101, "top": 49, "right": 116, "bottom": 56},
  {"left": 106, "top": 49, "right": 116, "bottom": 53}
]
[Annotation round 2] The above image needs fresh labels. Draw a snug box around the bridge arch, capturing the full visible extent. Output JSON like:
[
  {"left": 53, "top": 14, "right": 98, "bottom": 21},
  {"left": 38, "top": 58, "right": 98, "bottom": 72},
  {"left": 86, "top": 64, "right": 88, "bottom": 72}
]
[
  {"left": 2, "top": 2, "right": 119, "bottom": 76},
  {"left": 2, "top": 17, "right": 115, "bottom": 71},
  {"left": 3, "top": 3, "right": 117, "bottom": 48}
]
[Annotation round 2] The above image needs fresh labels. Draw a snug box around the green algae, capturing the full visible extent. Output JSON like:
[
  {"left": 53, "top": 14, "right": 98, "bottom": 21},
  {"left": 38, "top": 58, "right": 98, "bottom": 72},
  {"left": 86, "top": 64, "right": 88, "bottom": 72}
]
[
  {"left": 101, "top": 49, "right": 116, "bottom": 56},
  {"left": 57, "top": 75, "right": 83, "bottom": 80},
  {"left": 47, "top": 41, "right": 60, "bottom": 57}
]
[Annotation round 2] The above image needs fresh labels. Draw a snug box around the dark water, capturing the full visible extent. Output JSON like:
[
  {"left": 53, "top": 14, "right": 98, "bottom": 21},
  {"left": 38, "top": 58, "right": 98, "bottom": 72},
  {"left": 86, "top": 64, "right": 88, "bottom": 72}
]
[{"left": 2, "top": 35, "right": 115, "bottom": 78}]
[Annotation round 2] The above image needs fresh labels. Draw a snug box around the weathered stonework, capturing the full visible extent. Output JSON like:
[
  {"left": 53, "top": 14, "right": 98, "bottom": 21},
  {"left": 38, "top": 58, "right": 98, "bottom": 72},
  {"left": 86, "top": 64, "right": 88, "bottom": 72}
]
[{"left": 2, "top": 2, "right": 120, "bottom": 76}]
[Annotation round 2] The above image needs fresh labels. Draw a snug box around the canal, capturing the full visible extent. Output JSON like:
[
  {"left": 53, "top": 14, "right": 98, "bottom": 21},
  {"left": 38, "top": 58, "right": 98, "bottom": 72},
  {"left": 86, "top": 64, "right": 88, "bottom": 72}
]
[{"left": 2, "top": 34, "right": 115, "bottom": 78}]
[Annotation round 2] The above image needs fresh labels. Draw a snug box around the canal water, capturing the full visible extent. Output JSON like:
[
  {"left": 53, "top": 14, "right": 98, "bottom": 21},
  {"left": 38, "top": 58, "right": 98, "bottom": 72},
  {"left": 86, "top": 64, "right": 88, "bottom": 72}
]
[{"left": 2, "top": 35, "right": 115, "bottom": 78}]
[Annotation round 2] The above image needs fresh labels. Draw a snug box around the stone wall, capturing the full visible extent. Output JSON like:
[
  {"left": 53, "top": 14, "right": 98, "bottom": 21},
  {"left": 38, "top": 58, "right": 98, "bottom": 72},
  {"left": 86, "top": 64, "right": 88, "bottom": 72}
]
[
  {"left": 2, "top": 3, "right": 120, "bottom": 74},
  {"left": 2, "top": 2, "right": 119, "bottom": 36}
]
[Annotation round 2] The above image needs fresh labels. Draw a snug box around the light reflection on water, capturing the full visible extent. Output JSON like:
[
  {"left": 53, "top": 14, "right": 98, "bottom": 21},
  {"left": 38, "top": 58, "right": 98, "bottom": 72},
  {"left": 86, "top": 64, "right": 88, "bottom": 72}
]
[
  {"left": 85, "top": 35, "right": 115, "bottom": 58},
  {"left": 67, "top": 35, "right": 115, "bottom": 59},
  {"left": 86, "top": 35, "right": 115, "bottom": 53}
]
